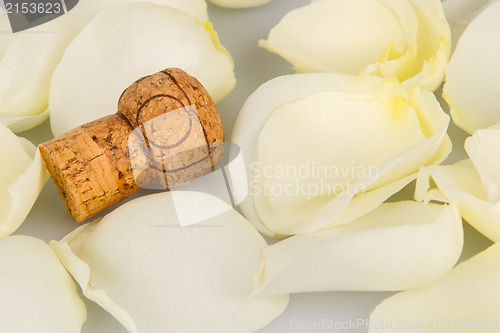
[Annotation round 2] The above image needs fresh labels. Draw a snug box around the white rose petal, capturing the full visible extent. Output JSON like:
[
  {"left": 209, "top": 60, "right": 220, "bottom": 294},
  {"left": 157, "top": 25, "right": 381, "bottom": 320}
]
[
  {"left": 50, "top": 192, "right": 288, "bottom": 333},
  {"left": 465, "top": 128, "right": 500, "bottom": 202},
  {"left": 442, "top": 0, "right": 496, "bottom": 26},
  {"left": 253, "top": 202, "right": 463, "bottom": 296},
  {"left": 0, "top": 123, "right": 48, "bottom": 236},
  {"left": 49, "top": 2, "right": 236, "bottom": 137},
  {"left": 259, "top": 0, "right": 451, "bottom": 91},
  {"left": 0, "top": 109, "right": 51, "bottom": 134},
  {"left": 0, "top": 13, "right": 81, "bottom": 132},
  {"left": 416, "top": 127, "right": 500, "bottom": 242},
  {"left": 442, "top": 0, "right": 497, "bottom": 48},
  {"left": 443, "top": 1, "right": 500, "bottom": 134},
  {"left": 0, "top": 236, "right": 86, "bottom": 333},
  {"left": 208, "top": 0, "right": 272, "bottom": 9},
  {"left": 232, "top": 73, "right": 451, "bottom": 237},
  {"left": 368, "top": 243, "right": 500, "bottom": 333}
]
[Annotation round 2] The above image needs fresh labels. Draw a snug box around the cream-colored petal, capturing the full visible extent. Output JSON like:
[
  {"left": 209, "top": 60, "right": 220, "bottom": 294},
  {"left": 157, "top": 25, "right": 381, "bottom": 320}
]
[
  {"left": 328, "top": 174, "right": 416, "bottom": 228},
  {"left": 416, "top": 161, "right": 500, "bottom": 242},
  {"left": 443, "top": 0, "right": 496, "bottom": 26},
  {"left": 260, "top": 0, "right": 411, "bottom": 74},
  {"left": 444, "top": 1, "right": 500, "bottom": 134},
  {"left": 465, "top": 128, "right": 500, "bottom": 202},
  {"left": 254, "top": 202, "right": 463, "bottom": 296},
  {"left": 208, "top": 0, "right": 272, "bottom": 9},
  {"left": 233, "top": 73, "right": 387, "bottom": 235},
  {"left": 368, "top": 242, "right": 500, "bottom": 333},
  {"left": 442, "top": 0, "right": 497, "bottom": 48},
  {"left": 49, "top": 2, "right": 235, "bottom": 136},
  {"left": 415, "top": 167, "right": 450, "bottom": 203},
  {"left": 50, "top": 192, "right": 288, "bottom": 333},
  {"left": 288, "top": 86, "right": 451, "bottom": 235},
  {"left": 0, "top": 108, "right": 49, "bottom": 133},
  {"left": 0, "top": 13, "right": 82, "bottom": 132},
  {"left": 0, "top": 124, "right": 48, "bottom": 236},
  {"left": 232, "top": 73, "right": 450, "bottom": 237},
  {"left": 257, "top": 89, "right": 425, "bottom": 207},
  {"left": 252, "top": 172, "right": 418, "bottom": 237},
  {"left": 253, "top": 84, "right": 448, "bottom": 235},
  {"left": 253, "top": 120, "right": 449, "bottom": 237},
  {"left": 260, "top": 0, "right": 449, "bottom": 90},
  {"left": 0, "top": 236, "right": 86, "bottom": 332}
]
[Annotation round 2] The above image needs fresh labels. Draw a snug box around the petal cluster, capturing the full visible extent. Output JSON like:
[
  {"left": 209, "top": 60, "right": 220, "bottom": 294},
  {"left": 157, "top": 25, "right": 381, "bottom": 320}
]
[
  {"left": 232, "top": 72, "right": 451, "bottom": 237},
  {"left": 0, "top": 0, "right": 209, "bottom": 132},
  {"left": 3, "top": 0, "right": 497, "bottom": 330},
  {"left": 259, "top": 0, "right": 451, "bottom": 91}
]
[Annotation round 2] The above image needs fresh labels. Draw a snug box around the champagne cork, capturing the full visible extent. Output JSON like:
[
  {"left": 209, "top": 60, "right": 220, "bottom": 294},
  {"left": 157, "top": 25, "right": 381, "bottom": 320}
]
[{"left": 39, "top": 68, "right": 224, "bottom": 222}]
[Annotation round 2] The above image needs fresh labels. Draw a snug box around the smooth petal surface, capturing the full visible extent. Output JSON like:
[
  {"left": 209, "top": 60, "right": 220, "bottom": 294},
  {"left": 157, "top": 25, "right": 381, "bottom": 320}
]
[
  {"left": 50, "top": 192, "right": 288, "bottom": 333},
  {"left": 0, "top": 124, "right": 48, "bottom": 236},
  {"left": 0, "top": 236, "right": 86, "bottom": 333},
  {"left": 442, "top": 0, "right": 496, "bottom": 47},
  {"left": 0, "top": 13, "right": 81, "bottom": 132},
  {"left": 260, "top": 0, "right": 414, "bottom": 74},
  {"left": 232, "top": 72, "right": 451, "bottom": 237},
  {"left": 253, "top": 202, "right": 463, "bottom": 296},
  {"left": 465, "top": 128, "right": 500, "bottom": 202},
  {"left": 208, "top": 0, "right": 272, "bottom": 9},
  {"left": 0, "top": 109, "right": 50, "bottom": 133},
  {"left": 49, "top": 2, "right": 236, "bottom": 136},
  {"left": 444, "top": 1, "right": 500, "bottom": 134},
  {"left": 415, "top": 128, "right": 500, "bottom": 242},
  {"left": 259, "top": 0, "right": 450, "bottom": 91},
  {"left": 368, "top": 242, "right": 500, "bottom": 333}
]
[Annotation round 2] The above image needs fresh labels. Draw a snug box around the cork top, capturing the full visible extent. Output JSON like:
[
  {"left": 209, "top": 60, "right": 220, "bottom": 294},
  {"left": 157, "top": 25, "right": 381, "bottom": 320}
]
[
  {"left": 120, "top": 68, "right": 225, "bottom": 189},
  {"left": 118, "top": 68, "right": 224, "bottom": 144}
]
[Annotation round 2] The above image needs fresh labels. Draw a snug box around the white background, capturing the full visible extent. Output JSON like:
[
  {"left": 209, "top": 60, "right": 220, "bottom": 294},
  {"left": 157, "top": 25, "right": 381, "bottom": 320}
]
[{"left": 16, "top": 1, "right": 493, "bottom": 332}]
